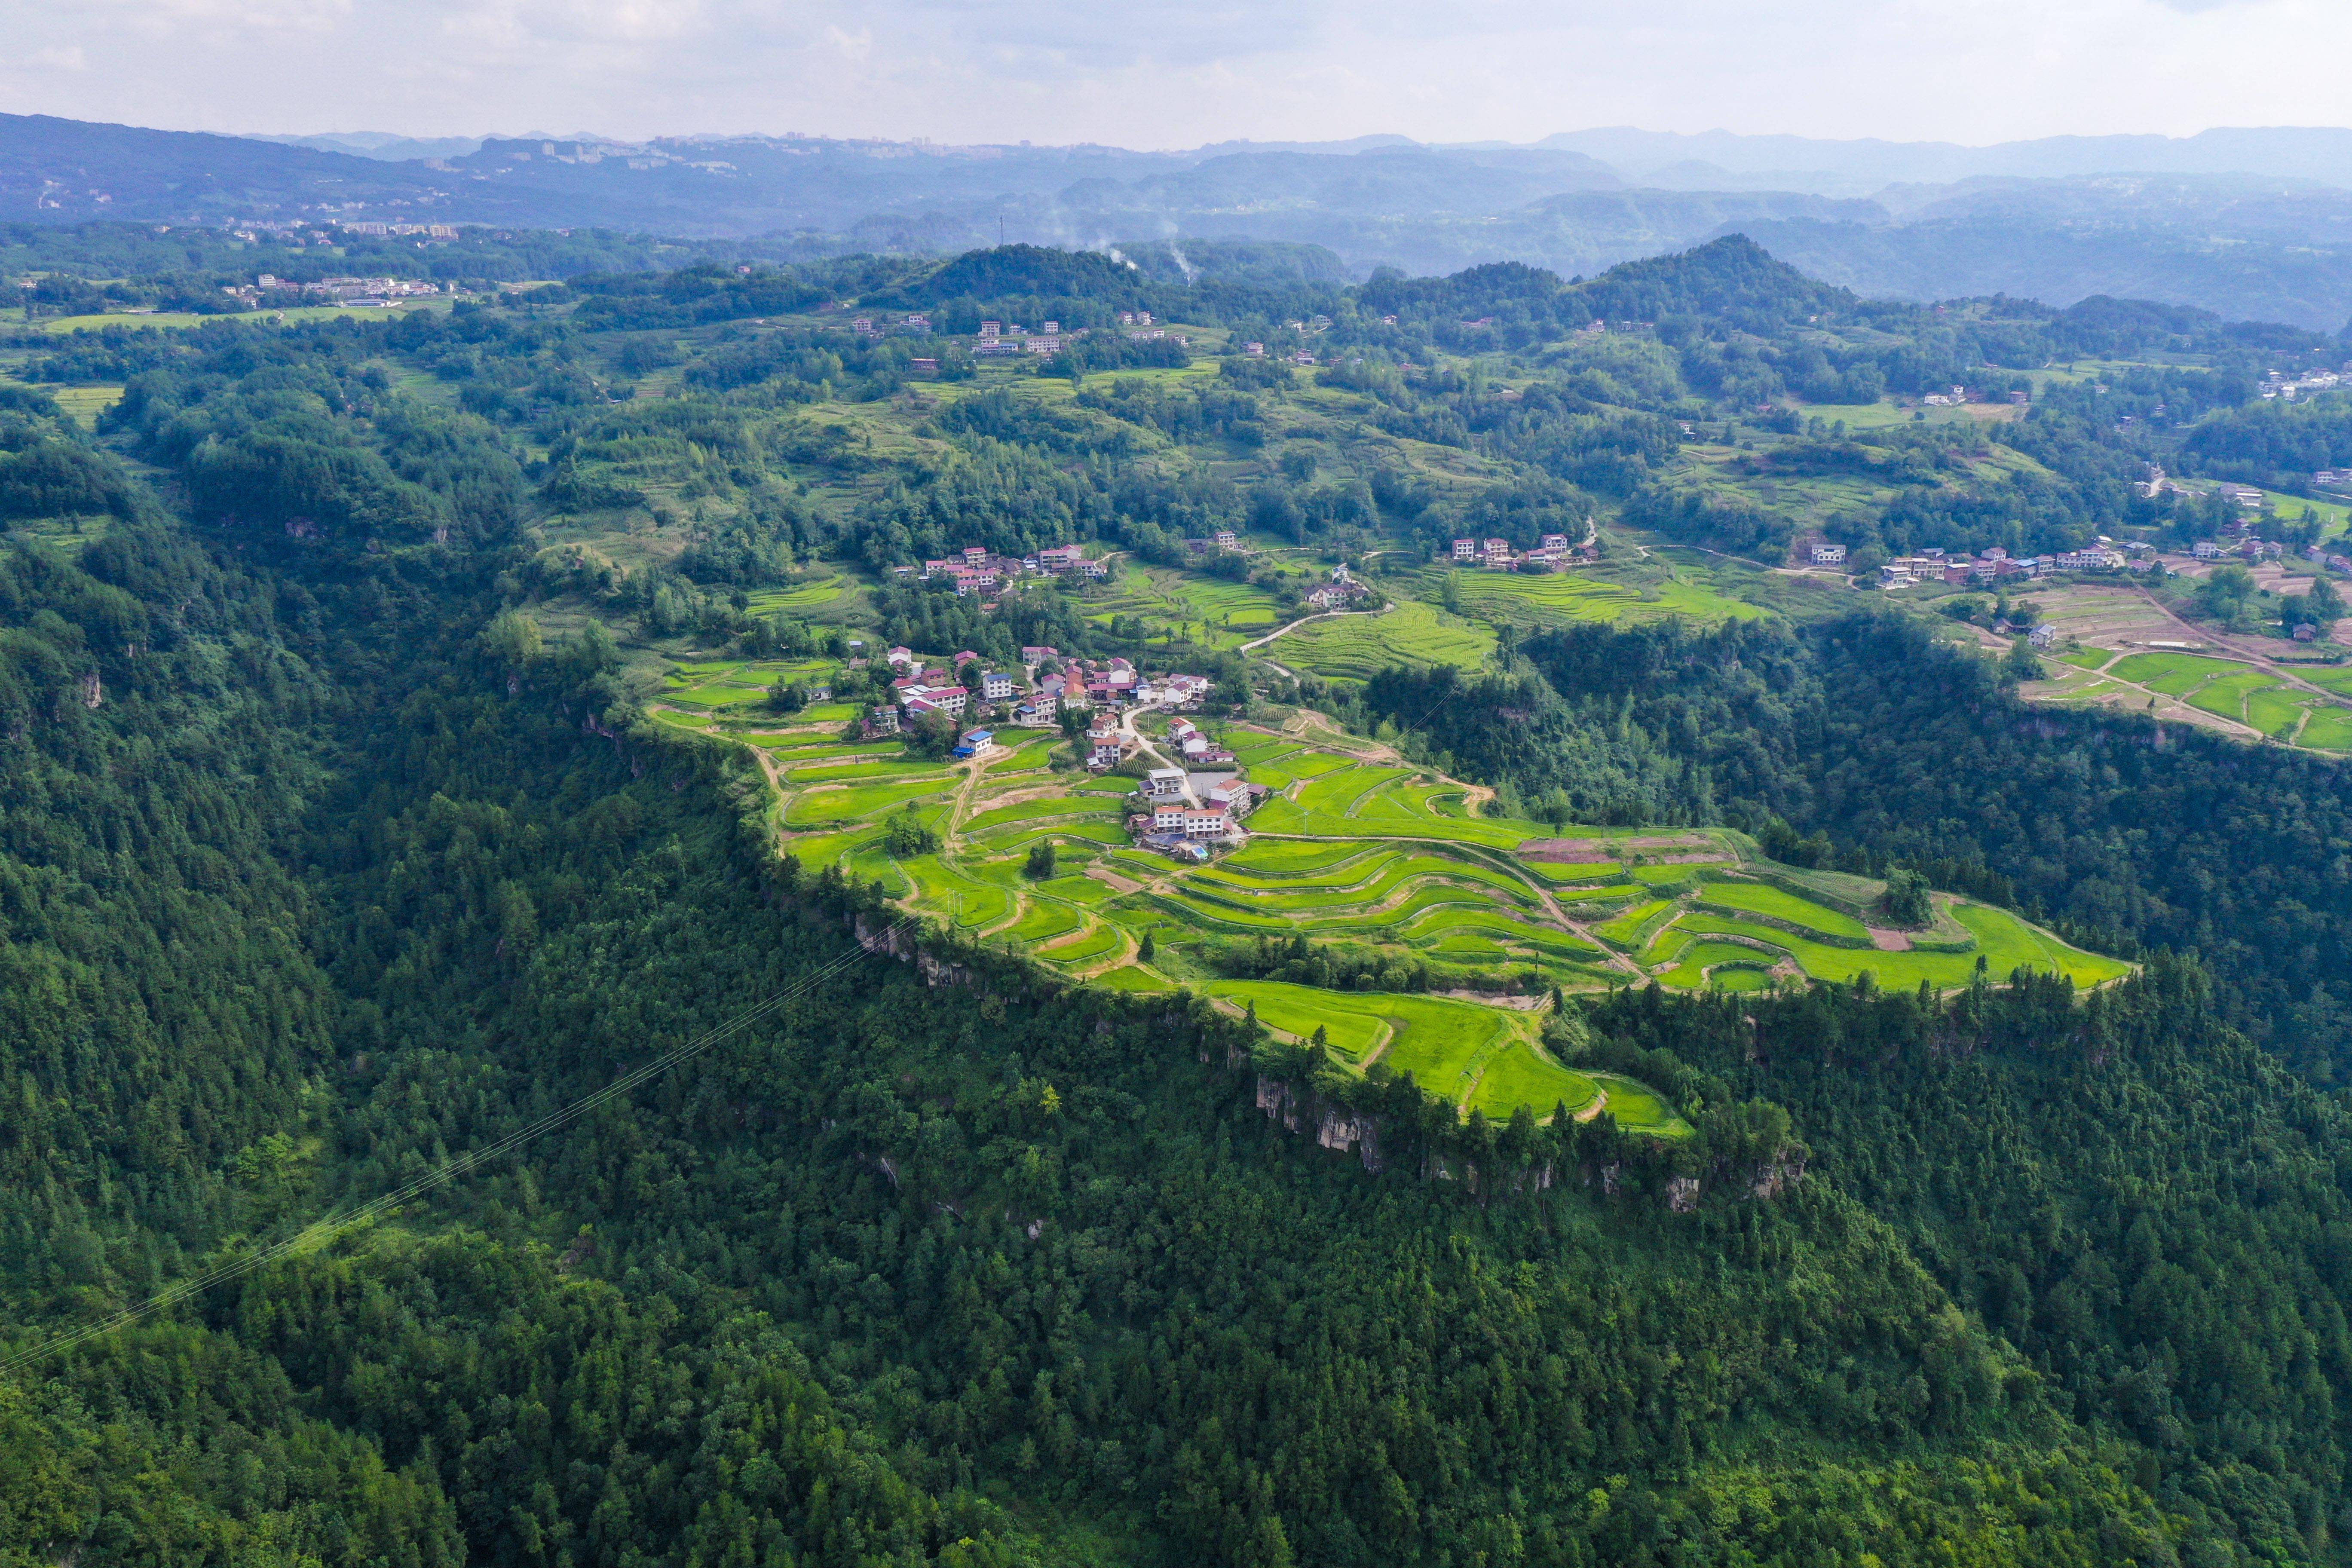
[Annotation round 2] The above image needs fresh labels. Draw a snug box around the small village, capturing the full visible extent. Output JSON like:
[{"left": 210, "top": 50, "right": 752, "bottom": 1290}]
[
  {"left": 1871, "top": 541, "right": 2157, "bottom": 588},
  {"left": 864, "top": 628, "right": 1267, "bottom": 862},
  {"left": 1447, "top": 531, "right": 1600, "bottom": 572}
]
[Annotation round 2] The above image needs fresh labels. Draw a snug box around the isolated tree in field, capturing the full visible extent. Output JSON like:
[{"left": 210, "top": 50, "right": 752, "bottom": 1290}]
[
  {"left": 1137, "top": 930, "right": 1155, "bottom": 962},
  {"left": 2309, "top": 574, "right": 2344, "bottom": 622},
  {"left": 2000, "top": 637, "right": 2044, "bottom": 685},
  {"left": 2195, "top": 563, "right": 2258, "bottom": 625},
  {"left": 1024, "top": 840, "right": 1056, "bottom": 879},
  {"left": 1883, "top": 867, "right": 1932, "bottom": 928},
  {"left": 904, "top": 707, "right": 956, "bottom": 759},
  {"left": 2287, "top": 572, "right": 2345, "bottom": 634},
  {"left": 883, "top": 804, "right": 937, "bottom": 857}
]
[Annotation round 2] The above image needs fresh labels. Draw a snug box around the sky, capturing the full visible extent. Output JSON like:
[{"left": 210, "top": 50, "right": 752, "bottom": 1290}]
[{"left": 0, "top": 0, "right": 2346, "bottom": 148}]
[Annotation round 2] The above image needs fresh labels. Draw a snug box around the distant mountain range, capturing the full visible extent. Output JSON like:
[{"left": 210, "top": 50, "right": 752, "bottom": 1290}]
[{"left": 9, "top": 113, "right": 2352, "bottom": 332}]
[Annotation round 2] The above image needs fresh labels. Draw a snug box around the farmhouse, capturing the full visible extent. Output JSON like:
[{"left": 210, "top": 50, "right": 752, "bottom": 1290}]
[
  {"left": 1452, "top": 538, "right": 1478, "bottom": 561},
  {"left": 1181, "top": 804, "right": 1232, "bottom": 840},
  {"left": 1809, "top": 543, "right": 1847, "bottom": 565},
  {"left": 896, "top": 684, "right": 966, "bottom": 718},
  {"left": 1209, "top": 780, "right": 1268, "bottom": 816},
  {"left": 1144, "top": 767, "right": 1188, "bottom": 801},
  {"left": 982, "top": 671, "right": 1016, "bottom": 700}
]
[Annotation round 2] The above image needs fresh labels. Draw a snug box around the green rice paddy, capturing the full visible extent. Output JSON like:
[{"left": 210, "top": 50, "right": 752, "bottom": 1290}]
[
  {"left": 1426, "top": 566, "right": 1767, "bottom": 631},
  {"left": 2090, "top": 650, "right": 2352, "bottom": 747},
  {"left": 689, "top": 677, "right": 2129, "bottom": 1126},
  {"left": 1274, "top": 601, "right": 1498, "bottom": 680}
]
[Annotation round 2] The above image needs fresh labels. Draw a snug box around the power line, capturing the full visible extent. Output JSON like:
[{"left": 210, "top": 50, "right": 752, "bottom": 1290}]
[{"left": 0, "top": 919, "right": 908, "bottom": 1377}]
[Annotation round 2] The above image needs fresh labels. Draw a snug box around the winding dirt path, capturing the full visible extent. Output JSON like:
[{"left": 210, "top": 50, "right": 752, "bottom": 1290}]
[
  {"left": 1237, "top": 603, "right": 1394, "bottom": 680},
  {"left": 2130, "top": 586, "right": 2349, "bottom": 707}
]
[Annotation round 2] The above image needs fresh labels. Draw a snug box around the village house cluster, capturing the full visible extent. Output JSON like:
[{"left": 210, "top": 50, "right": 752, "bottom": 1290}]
[
  {"left": 1447, "top": 533, "right": 1596, "bottom": 572},
  {"left": 867, "top": 642, "right": 1212, "bottom": 757},
  {"left": 863, "top": 634, "right": 1255, "bottom": 865},
  {"left": 1126, "top": 731, "right": 1269, "bottom": 861},
  {"left": 1305, "top": 562, "right": 1376, "bottom": 610},
  {"left": 2138, "top": 466, "right": 2268, "bottom": 510},
  {"left": 331, "top": 222, "right": 462, "bottom": 240},
  {"left": 827, "top": 308, "right": 1188, "bottom": 359},
  {"left": 2262, "top": 366, "right": 2351, "bottom": 402},
  {"left": 223, "top": 273, "right": 453, "bottom": 306},
  {"left": 905, "top": 543, "right": 1109, "bottom": 595},
  {"left": 1877, "top": 543, "right": 2150, "bottom": 588},
  {"left": 2193, "top": 537, "right": 2287, "bottom": 563}
]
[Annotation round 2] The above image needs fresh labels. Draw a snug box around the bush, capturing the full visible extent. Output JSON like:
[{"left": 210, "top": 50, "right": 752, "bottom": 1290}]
[{"left": 882, "top": 804, "right": 938, "bottom": 857}]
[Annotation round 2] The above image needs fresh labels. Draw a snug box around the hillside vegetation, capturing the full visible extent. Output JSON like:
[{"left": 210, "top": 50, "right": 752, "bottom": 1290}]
[{"left": 2, "top": 235, "right": 2352, "bottom": 1567}]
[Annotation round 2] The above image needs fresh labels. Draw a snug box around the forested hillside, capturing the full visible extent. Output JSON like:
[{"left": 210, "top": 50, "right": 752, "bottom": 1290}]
[
  {"left": 1364, "top": 612, "right": 2352, "bottom": 1083},
  {"left": 8, "top": 239, "right": 2352, "bottom": 1566}
]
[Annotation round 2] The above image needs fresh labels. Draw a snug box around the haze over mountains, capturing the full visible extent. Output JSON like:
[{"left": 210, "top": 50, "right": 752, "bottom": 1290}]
[{"left": 11, "top": 112, "right": 2352, "bottom": 331}]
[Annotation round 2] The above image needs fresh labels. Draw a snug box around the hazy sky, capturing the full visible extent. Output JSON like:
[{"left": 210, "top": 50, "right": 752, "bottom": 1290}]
[{"left": 1, "top": 0, "right": 2345, "bottom": 147}]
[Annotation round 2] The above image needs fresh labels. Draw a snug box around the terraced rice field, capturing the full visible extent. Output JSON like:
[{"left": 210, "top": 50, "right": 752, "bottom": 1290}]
[
  {"left": 2057, "top": 649, "right": 2352, "bottom": 749},
  {"left": 696, "top": 698, "right": 2126, "bottom": 1125},
  {"left": 1428, "top": 567, "right": 1767, "bottom": 631},
  {"left": 1199, "top": 980, "right": 1670, "bottom": 1127},
  {"left": 1275, "top": 601, "right": 1498, "bottom": 680},
  {"left": 657, "top": 655, "right": 842, "bottom": 713},
  {"left": 746, "top": 575, "right": 859, "bottom": 614}
]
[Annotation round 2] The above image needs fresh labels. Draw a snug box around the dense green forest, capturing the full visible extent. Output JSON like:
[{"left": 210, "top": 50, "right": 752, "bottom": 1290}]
[{"left": 11, "top": 237, "right": 2352, "bottom": 1566}]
